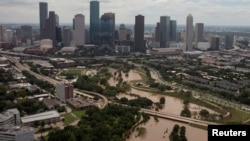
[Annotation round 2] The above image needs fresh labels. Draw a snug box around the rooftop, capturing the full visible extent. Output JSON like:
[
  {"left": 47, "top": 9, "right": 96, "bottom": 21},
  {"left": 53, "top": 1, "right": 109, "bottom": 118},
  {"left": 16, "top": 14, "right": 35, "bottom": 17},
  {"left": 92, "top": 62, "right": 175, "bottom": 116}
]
[
  {"left": 21, "top": 110, "right": 60, "bottom": 123},
  {"left": 0, "top": 126, "right": 34, "bottom": 135}
]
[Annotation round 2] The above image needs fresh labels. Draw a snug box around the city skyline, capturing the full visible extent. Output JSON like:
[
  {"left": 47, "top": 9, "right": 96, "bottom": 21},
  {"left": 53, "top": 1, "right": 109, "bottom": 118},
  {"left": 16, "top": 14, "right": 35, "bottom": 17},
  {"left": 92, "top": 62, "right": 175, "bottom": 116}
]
[{"left": 0, "top": 0, "right": 250, "bottom": 26}]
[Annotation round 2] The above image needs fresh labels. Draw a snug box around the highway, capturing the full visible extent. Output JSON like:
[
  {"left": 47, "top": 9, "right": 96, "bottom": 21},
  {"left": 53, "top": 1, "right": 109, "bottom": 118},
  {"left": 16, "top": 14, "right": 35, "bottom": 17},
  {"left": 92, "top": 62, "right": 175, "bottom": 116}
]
[
  {"left": 2, "top": 54, "right": 108, "bottom": 109},
  {"left": 3, "top": 53, "right": 223, "bottom": 126},
  {"left": 141, "top": 108, "right": 220, "bottom": 126}
]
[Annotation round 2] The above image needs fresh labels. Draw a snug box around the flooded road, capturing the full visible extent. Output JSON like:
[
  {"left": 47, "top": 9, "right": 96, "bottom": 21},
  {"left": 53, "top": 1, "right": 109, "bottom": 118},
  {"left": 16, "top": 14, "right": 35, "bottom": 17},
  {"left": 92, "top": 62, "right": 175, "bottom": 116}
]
[
  {"left": 108, "top": 68, "right": 211, "bottom": 141},
  {"left": 127, "top": 116, "right": 207, "bottom": 141}
]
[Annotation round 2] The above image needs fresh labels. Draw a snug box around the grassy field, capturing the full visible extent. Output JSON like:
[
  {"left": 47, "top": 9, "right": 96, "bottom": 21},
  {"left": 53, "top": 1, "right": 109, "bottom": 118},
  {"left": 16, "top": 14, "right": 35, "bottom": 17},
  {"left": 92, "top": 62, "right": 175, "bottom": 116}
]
[
  {"left": 66, "top": 69, "right": 83, "bottom": 76},
  {"left": 61, "top": 113, "right": 77, "bottom": 126},
  {"left": 72, "top": 110, "right": 86, "bottom": 119}
]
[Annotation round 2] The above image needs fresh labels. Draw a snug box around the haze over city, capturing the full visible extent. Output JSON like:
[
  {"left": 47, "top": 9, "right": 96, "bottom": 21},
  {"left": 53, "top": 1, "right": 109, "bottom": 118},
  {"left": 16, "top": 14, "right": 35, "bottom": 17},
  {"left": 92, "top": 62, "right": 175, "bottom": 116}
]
[{"left": 1, "top": 0, "right": 250, "bottom": 26}]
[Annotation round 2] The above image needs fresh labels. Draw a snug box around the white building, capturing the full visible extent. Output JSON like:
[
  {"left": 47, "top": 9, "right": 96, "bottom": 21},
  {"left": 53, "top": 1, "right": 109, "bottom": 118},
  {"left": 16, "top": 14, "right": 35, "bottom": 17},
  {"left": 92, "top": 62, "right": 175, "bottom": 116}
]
[
  {"left": 0, "top": 109, "right": 20, "bottom": 127},
  {"left": 186, "top": 14, "right": 194, "bottom": 51},
  {"left": 40, "top": 39, "right": 53, "bottom": 50},
  {"left": 5, "top": 29, "right": 13, "bottom": 43},
  {"left": 116, "top": 45, "right": 130, "bottom": 53},
  {"left": 73, "top": 14, "right": 85, "bottom": 46},
  {"left": 21, "top": 110, "right": 61, "bottom": 126},
  {"left": 197, "top": 42, "right": 210, "bottom": 51},
  {"left": 0, "top": 126, "right": 34, "bottom": 141}
]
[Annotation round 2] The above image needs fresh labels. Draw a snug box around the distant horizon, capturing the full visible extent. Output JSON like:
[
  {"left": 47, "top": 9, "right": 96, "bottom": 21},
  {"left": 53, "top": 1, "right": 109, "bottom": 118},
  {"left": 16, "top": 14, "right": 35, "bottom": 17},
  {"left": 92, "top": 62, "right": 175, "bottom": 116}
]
[
  {"left": 1, "top": 0, "right": 250, "bottom": 26},
  {"left": 1, "top": 22, "right": 250, "bottom": 28}
]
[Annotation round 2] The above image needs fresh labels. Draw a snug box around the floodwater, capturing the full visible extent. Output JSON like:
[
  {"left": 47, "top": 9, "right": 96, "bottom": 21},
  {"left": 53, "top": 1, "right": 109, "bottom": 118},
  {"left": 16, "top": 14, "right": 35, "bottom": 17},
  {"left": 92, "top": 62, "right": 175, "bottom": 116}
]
[
  {"left": 108, "top": 68, "right": 212, "bottom": 141},
  {"left": 127, "top": 116, "right": 208, "bottom": 141}
]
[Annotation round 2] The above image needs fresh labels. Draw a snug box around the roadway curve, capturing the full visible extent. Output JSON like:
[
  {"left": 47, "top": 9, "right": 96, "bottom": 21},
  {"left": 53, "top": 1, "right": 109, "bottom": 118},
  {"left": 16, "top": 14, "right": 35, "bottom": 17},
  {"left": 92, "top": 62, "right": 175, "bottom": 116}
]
[{"left": 3, "top": 54, "right": 108, "bottom": 109}]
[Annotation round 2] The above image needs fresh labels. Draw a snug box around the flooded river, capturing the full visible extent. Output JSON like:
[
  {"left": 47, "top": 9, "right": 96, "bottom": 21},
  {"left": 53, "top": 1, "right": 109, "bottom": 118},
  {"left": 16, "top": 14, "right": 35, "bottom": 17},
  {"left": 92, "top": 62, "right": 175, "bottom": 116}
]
[
  {"left": 108, "top": 68, "right": 211, "bottom": 141},
  {"left": 127, "top": 116, "right": 207, "bottom": 141}
]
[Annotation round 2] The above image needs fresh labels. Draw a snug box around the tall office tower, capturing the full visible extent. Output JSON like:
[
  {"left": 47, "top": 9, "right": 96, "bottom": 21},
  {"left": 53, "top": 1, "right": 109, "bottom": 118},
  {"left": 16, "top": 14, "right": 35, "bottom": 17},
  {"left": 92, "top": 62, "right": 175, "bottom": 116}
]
[
  {"left": 160, "top": 16, "right": 170, "bottom": 47},
  {"left": 170, "top": 20, "right": 177, "bottom": 42},
  {"left": 56, "top": 82, "right": 74, "bottom": 102},
  {"left": 100, "top": 12, "right": 115, "bottom": 47},
  {"left": 0, "top": 25, "right": 3, "bottom": 42},
  {"left": 155, "top": 22, "right": 160, "bottom": 42},
  {"left": 85, "top": 29, "right": 90, "bottom": 44},
  {"left": 73, "top": 14, "right": 85, "bottom": 46},
  {"left": 119, "top": 24, "right": 126, "bottom": 41},
  {"left": 90, "top": 0, "right": 100, "bottom": 44},
  {"left": 39, "top": 2, "right": 48, "bottom": 39},
  {"left": 44, "top": 11, "right": 57, "bottom": 46},
  {"left": 20, "top": 25, "right": 32, "bottom": 44},
  {"left": 126, "top": 29, "right": 132, "bottom": 41},
  {"left": 186, "top": 14, "right": 194, "bottom": 51},
  {"left": 225, "top": 35, "right": 233, "bottom": 49},
  {"left": 63, "top": 27, "right": 72, "bottom": 46},
  {"left": 5, "top": 30, "right": 13, "bottom": 43},
  {"left": 134, "top": 15, "right": 145, "bottom": 52},
  {"left": 209, "top": 36, "right": 220, "bottom": 50},
  {"left": 195, "top": 23, "right": 204, "bottom": 47}
]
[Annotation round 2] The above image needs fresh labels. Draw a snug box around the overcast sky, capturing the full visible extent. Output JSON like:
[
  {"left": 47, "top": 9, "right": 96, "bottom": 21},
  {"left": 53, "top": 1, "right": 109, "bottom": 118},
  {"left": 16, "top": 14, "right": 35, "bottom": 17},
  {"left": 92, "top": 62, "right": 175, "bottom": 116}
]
[{"left": 0, "top": 0, "right": 250, "bottom": 26}]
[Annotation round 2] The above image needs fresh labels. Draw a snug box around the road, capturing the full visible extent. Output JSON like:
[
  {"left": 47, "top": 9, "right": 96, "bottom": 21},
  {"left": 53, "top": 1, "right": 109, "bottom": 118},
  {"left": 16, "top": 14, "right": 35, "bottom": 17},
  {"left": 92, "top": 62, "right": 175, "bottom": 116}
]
[
  {"left": 149, "top": 68, "right": 250, "bottom": 113},
  {"left": 3, "top": 54, "right": 108, "bottom": 109},
  {"left": 141, "top": 108, "right": 220, "bottom": 126},
  {"left": 3, "top": 54, "right": 228, "bottom": 126}
]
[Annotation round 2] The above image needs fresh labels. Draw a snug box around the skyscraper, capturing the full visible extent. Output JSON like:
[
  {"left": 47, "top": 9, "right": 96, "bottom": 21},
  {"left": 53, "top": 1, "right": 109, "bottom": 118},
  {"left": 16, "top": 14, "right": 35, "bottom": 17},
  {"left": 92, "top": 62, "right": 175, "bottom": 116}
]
[
  {"left": 39, "top": 2, "right": 48, "bottom": 39},
  {"left": 186, "top": 14, "right": 194, "bottom": 51},
  {"left": 44, "top": 11, "right": 57, "bottom": 46},
  {"left": 119, "top": 24, "right": 126, "bottom": 41},
  {"left": 63, "top": 27, "right": 72, "bottom": 46},
  {"left": 209, "top": 36, "right": 220, "bottom": 50},
  {"left": 155, "top": 22, "right": 160, "bottom": 42},
  {"left": 0, "top": 25, "right": 3, "bottom": 42},
  {"left": 195, "top": 23, "right": 204, "bottom": 47},
  {"left": 160, "top": 16, "right": 170, "bottom": 47},
  {"left": 134, "top": 15, "right": 145, "bottom": 52},
  {"left": 73, "top": 14, "right": 85, "bottom": 46},
  {"left": 170, "top": 20, "right": 177, "bottom": 42},
  {"left": 90, "top": 0, "right": 100, "bottom": 44},
  {"left": 20, "top": 25, "right": 32, "bottom": 44},
  {"left": 225, "top": 35, "right": 233, "bottom": 49},
  {"left": 100, "top": 12, "right": 115, "bottom": 47}
]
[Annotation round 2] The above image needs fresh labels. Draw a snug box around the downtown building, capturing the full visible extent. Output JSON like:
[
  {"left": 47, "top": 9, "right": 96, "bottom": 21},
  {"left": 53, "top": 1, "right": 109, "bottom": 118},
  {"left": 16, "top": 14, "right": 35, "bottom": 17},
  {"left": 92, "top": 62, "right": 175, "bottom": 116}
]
[
  {"left": 195, "top": 23, "right": 204, "bottom": 48},
  {"left": 39, "top": 2, "right": 48, "bottom": 39},
  {"left": 160, "top": 16, "right": 170, "bottom": 48},
  {"left": 20, "top": 25, "right": 32, "bottom": 45},
  {"left": 100, "top": 12, "right": 115, "bottom": 47},
  {"left": 56, "top": 81, "right": 74, "bottom": 102},
  {"left": 73, "top": 14, "right": 85, "bottom": 46},
  {"left": 225, "top": 35, "right": 233, "bottom": 49},
  {"left": 90, "top": 0, "right": 100, "bottom": 44},
  {"left": 62, "top": 26, "right": 73, "bottom": 47},
  {"left": 134, "top": 15, "right": 145, "bottom": 53},
  {"left": 186, "top": 14, "right": 194, "bottom": 51}
]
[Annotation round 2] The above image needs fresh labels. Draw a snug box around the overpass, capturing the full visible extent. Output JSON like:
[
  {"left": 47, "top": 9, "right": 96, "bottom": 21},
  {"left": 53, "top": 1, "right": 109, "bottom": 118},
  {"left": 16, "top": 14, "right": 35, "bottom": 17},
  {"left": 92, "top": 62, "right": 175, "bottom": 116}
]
[{"left": 141, "top": 108, "right": 221, "bottom": 127}]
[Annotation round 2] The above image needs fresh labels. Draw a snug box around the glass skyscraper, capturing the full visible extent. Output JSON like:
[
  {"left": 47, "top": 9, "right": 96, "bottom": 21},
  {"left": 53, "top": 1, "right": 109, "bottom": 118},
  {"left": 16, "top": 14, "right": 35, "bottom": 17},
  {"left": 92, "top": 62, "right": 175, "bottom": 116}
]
[
  {"left": 100, "top": 13, "right": 115, "bottom": 47},
  {"left": 39, "top": 2, "right": 48, "bottom": 39},
  {"left": 134, "top": 15, "right": 145, "bottom": 52},
  {"left": 90, "top": 1, "right": 100, "bottom": 44},
  {"left": 160, "top": 16, "right": 170, "bottom": 47}
]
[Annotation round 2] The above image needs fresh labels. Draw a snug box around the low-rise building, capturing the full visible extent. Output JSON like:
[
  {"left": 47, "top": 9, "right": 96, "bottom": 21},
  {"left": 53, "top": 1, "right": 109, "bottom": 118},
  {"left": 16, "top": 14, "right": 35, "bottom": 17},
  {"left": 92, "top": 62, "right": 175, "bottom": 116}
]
[
  {"left": 0, "top": 126, "right": 34, "bottom": 141},
  {"left": 66, "top": 98, "right": 95, "bottom": 110},
  {"left": 21, "top": 110, "right": 61, "bottom": 127},
  {"left": 0, "top": 109, "right": 20, "bottom": 127}
]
